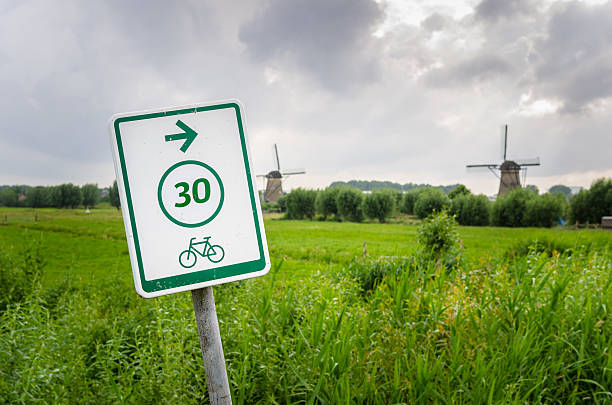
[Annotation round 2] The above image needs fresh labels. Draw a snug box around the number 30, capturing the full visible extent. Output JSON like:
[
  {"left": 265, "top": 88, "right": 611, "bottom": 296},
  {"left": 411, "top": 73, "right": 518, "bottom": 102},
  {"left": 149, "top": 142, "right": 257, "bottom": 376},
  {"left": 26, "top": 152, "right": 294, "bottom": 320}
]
[{"left": 174, "top": 178, "right": 211, "bottom": 207}]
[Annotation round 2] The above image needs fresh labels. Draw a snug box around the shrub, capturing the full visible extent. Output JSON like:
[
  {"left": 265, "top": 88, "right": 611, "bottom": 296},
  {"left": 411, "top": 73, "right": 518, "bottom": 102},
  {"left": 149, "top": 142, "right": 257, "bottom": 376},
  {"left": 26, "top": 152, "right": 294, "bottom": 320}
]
[
  {"left": 570, "top": 178, "right": 612, "bottom": 224},
  {"left": 336, "top": 187, "right": 363, "bottom": 222},
  {"left": 450, "top": 194, "right": 490, "bottom": 226},
  {"left": 0, "top": 238, "right": 45, "bottom": 312},
  {"left": 491, "top": 188, "right": 534, "bottom": 227},
  {"left": 414, "top": 188, "right": 450, "bottom": 219},
  {"left": 417, "top": 210, "right": 460, "bottom": 266},
  {"left": 524, "top": 194, "right": 563, "bottom": 227},
  {"left": 285, "top": 188, "right": 317, "bottom": 220},
  {"left": 276, "top": 195, "right": 287, "bottom": 212},
  {"left": 315, "top": 187, "right": 339, "bottom": 220},
  {"left": 400, "top": 189, "right": 421, "bottom": 215},
  {"left": 363, "top": 190, "right": 396, "bottom": 223}
]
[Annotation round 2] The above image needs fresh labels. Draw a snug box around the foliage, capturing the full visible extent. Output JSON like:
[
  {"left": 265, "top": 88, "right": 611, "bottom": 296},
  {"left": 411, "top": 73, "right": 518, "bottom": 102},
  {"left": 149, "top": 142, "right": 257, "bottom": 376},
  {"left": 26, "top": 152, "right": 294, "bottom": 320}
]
[
  {"left": 525, "top": 184, "right": 539, "bottom": 194},
  {"left": 448, "top": 184, "right": 471, "bottom": 199},
  {"left": 0, "top": 237, "right": 45, "bottom": 312},
  {"left": 570, "top": 178, "right": 612, "bottom": 224},
  {"left": 491, "top": 187, "right": 534, "bottom": 227},
  {"left": 285, "top": 188, "right": 317, "bottom": 220},
  {"left": 315, "top": 187, "right": 339, "bottom": 220},
  {"left": 413, "top": 188, "right": 450, "bottom": 219},
  {"left": 450, "top": 194, "right": 490, "bottom": 226},
  {"left": 329, "top": 180, "right": 460, "bottom": 194},
  {"left": 362, "top": 189, "right": 396, "bottom": 223},
  {"left": 548, "top": 184, "right": 572, "bottom": 197},
  {"left": 0, "top": 208, "right": 611, "bottom": 403},
  {"left": 0, "top": 188, "right": 19, "bottom": 207},
  {"left": 26, "top": 187, "right": 51, "bottom": 208},
  {"left": 109, "top": 180, "right": 121, "bottom": 210},
  {"left": 399, "top": 189, "right": 421, "bottom": 215},
  {"left": 276, "top": 195, "right": 287, "bottom": 212},
  {"left": 416, "top": 210, "right": 460, "bottom": 265},
  {"left": 335, "top": 187, "right": 364, "bottom": 222},
  {"left": 50, "top": 184, "right": 82, "bottom": 209},
  {"left": 81, "top": 184, "right": 99, "bottom": 208},
  {"left": 524, "top": 193, "right": 565, "bottom": 228}
]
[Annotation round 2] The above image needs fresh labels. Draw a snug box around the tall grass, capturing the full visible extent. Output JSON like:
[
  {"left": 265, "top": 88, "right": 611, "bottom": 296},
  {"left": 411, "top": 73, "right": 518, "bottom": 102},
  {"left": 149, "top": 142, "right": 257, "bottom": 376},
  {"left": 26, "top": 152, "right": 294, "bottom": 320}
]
[{"left": 1, "top": 237, "right": 610, "bottom": 403}]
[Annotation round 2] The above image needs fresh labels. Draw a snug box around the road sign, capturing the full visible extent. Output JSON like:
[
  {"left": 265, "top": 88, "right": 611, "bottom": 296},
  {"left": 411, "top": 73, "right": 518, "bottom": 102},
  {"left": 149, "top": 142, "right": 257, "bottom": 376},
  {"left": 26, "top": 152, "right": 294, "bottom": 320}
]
[{"left": 109, "top": 101, "right": 270, "bottom": 298}]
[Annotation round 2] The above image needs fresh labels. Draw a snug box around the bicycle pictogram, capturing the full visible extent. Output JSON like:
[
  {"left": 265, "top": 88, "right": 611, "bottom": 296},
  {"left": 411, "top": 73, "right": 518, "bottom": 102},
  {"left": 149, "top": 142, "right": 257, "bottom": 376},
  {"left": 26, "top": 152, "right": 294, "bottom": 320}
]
[{"left": 179, "top": 236, "right": 225, "bottom": 268}]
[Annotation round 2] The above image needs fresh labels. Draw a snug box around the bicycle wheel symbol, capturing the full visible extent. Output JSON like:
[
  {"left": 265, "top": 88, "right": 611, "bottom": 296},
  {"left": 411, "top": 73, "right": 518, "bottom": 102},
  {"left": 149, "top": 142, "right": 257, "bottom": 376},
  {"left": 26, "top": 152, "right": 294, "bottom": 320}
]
[{"left": 179, "top": 250, "right": 197, "bottom": 268}]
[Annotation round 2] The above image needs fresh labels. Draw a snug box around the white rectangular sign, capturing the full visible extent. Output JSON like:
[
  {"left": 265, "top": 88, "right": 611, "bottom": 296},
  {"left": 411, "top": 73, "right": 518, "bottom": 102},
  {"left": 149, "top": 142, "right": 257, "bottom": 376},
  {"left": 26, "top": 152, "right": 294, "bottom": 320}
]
[{"left": 109, "top": 101, "right": 270, "bottom": 298}]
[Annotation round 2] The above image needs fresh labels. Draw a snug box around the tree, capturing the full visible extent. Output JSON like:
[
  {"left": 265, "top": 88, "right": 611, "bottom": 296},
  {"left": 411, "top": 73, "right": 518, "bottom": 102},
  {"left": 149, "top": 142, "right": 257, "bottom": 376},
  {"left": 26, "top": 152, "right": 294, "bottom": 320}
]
[
  {"left": 414, "top": 188, "right": 450, "bottom": 219},
  {"left": 491, "top": 187, "right": 534, "bottom": 227},
  {"left": 524, "top": 193, "right": 564, "bottom": 227},
  {"left": 285, "top": 188, "right": 317, "bottom": 220},
  {"left": 81, "top": 184, "right": 99, "bottom": 208},
  {"left": 363, "top": 190, "right": 396, "bottom": 223},
  {"left": 336, "top": 187, "right": 363, "bottom": 222},
  {"left": 400, "top": 189, "right": 421, "bottom": 215},
  {"left": 448, "top": 184, "right": 471, "bottom": 200},
  {"left": 450, "top": 194, "right": 490, "bottom": 226},
  {"left": 60, "top": 184, "right": 82, "bottom": 208},
  {"left": 26, "top": 187, "right": 51, "bottom": 208},
  {"left": 569, "top": 190, "right": 590, "bottom": 224},
  {"left": 315, "top": 187, "right": 339, "bottom": 220},
  {"left": 587, "top": 178, "right": 612, "bottom": 223},
  {"left": 548, "top": 184, "right": 572, "bottom": 198},
  {"left": 525, "top": 184, "right": 539, "bottom": 194},
  {"left": 0, "top": 189, "right": 18, "bottom": 207},
  {"left": 109, "top": 180, "right": 121, "bottom": 210}
]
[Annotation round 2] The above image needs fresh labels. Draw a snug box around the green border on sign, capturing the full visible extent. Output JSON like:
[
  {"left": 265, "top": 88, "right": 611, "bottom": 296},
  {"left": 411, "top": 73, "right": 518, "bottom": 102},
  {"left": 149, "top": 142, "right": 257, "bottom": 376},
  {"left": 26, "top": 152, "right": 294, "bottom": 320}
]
[
  {"left": 157, "top": 160, "right": 225, "bottom": 228},
  {"left": 113, "top": 103, "right": 266, "bottom": 293}
]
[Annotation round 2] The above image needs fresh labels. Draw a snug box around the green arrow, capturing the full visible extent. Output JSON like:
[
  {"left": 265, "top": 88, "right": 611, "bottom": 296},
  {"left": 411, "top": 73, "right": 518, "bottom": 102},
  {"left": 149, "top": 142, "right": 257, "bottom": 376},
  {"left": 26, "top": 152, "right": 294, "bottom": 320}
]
[{"left": 165, "top": 120, "right": 198, "bottom": 153}]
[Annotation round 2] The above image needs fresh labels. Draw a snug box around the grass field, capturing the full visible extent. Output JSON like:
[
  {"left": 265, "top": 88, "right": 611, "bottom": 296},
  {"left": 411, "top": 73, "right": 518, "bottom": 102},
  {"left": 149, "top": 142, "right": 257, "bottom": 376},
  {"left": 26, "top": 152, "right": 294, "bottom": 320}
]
[{"left": 0, "top": 207, "right": 611, "bottom": 403}]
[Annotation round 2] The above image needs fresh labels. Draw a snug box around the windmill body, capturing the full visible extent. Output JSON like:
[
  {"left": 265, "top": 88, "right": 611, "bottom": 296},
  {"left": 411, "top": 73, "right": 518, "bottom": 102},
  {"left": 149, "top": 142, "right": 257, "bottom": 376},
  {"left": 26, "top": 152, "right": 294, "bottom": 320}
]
[
  {"left": 467, "top": 125, "right": 540, "bottom": 198},
  {"left": 258, "top": 144, "right": 305, "bottom": 203}
]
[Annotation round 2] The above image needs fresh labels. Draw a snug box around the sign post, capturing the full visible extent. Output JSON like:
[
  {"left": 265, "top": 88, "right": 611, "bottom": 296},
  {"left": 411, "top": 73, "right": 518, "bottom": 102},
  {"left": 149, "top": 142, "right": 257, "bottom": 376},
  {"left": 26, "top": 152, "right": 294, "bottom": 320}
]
[{"left": 109, "top": 101, "right": 270, "bottom": 404}]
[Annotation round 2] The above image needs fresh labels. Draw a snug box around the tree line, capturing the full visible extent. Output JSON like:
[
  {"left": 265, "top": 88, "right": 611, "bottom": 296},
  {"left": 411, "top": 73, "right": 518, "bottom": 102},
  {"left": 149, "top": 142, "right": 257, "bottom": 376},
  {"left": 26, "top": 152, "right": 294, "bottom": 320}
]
[
  {"left": 278, "top": 178, "right": 612, "bottom": 228},
  {"left": 0, "top": 181, "right": 121, "bottom": 209}
]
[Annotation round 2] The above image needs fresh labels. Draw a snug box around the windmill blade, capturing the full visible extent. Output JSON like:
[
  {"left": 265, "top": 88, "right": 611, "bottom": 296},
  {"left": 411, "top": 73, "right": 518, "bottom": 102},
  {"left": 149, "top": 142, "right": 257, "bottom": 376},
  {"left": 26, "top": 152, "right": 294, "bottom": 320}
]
[
  {"left": 274, "top": 144, "right": 281, "bottom": 171},
  {"left": 500, "top": 124, "right": 508, "bottom": 160},
  {"left": 466, "top": 163, "right": 500, "bottom": 168},
  {"left": 514, "top": 157, "right": 540, "bottom": 166},
  {"left": 282, "top": 169, "right": 306, "bottom": 176}
]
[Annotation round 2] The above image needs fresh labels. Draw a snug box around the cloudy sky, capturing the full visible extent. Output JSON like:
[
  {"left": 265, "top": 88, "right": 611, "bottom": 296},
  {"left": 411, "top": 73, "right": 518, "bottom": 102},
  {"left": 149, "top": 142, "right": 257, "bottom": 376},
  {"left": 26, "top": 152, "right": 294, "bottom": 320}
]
[{"left": 1, "top": 0, "right": 611, "bottom": 195}]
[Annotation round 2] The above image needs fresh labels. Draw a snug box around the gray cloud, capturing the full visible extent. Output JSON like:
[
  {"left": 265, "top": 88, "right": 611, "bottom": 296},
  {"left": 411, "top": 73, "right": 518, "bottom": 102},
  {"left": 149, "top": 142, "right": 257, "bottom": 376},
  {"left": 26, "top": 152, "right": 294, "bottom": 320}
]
[
  {"left": 475, "top": 0, "right": 536, "bottom": 22},
  {"left": 424, "top": 54, "right": 515, "bottom": 87},
  {"left": 531, "top": 1, "right": 612, "bottom": 113},
  {"left": 239, "top": 0, "right": 384, "bottom": 91}
]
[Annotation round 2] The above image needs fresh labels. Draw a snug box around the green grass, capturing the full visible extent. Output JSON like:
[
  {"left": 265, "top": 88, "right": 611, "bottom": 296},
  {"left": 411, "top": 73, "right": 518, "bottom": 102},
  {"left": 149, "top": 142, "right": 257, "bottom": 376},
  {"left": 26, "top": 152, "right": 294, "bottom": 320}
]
[{"left": 0, "top": 207, "right": 611, "bottom": 403}]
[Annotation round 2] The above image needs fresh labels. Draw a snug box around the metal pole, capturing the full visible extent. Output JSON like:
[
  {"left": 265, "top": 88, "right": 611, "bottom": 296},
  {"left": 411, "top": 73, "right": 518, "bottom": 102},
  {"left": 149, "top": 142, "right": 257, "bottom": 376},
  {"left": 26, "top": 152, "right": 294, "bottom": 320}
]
[{"left": 191, "top": 287, "right": 232, "bottom": 405}]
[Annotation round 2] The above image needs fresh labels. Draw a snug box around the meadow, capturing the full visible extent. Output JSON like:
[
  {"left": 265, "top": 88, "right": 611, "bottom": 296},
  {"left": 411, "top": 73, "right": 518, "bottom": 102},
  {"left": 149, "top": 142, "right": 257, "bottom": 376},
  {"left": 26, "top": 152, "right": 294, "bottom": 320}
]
[{"left": 0, "top": 207, "right": 610, "bottom": 403}]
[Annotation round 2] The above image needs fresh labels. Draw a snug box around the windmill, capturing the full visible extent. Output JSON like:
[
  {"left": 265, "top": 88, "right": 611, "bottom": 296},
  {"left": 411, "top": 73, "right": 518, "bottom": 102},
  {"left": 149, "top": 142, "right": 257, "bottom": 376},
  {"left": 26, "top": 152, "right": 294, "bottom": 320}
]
[
  {"left": 467, "top": 125, "right": 541, "bottom": 197},
  {"left": 257, "top": 144, "right": 306, "bottom": 203}
]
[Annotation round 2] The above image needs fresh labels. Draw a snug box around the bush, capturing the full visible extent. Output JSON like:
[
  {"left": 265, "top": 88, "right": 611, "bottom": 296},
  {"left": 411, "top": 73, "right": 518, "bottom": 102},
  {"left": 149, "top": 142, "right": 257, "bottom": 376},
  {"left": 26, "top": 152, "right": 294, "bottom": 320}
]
[
  {"left": 336, "top": 187, "right": 363, "bottom": 222},
  {"left": 0, "top": 238, "right": 45, "bottom": 312},
  {"left": 285, "top": 188, "right": 317, "bottom": 220},
  {"left": 414, "top": 188, "right": 450, "bottom": 219},
  {"left": 569, "top": 178, "right": 612, "bottom": 224},
  {"left": 315, "top": 187, "right": 339, "bottom": 220},
  {"left": 450, "top": 194, "right": 490, "bottom": 226},
  {"left": 399, "top": 189, "right": 421, "bottom": 215},
  {"left": 417, "top": 210, "right": 461, "bottom": 266},
  {"left": 524, "top": 194, "right": 565, "bottom": 228},
  {"left": 491, "top": 188, "right": 534, "bottom": 227},
  {"left": 363, "top": 190, "right": 396, "bottom": 223}
]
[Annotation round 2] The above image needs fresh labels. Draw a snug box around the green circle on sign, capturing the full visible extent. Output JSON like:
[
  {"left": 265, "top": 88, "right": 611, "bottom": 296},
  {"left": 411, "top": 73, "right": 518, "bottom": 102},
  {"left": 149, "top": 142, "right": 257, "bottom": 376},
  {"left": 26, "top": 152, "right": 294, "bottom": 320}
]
[{"left": 157, "top": 160, "right": 224, "bottom": 228}]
